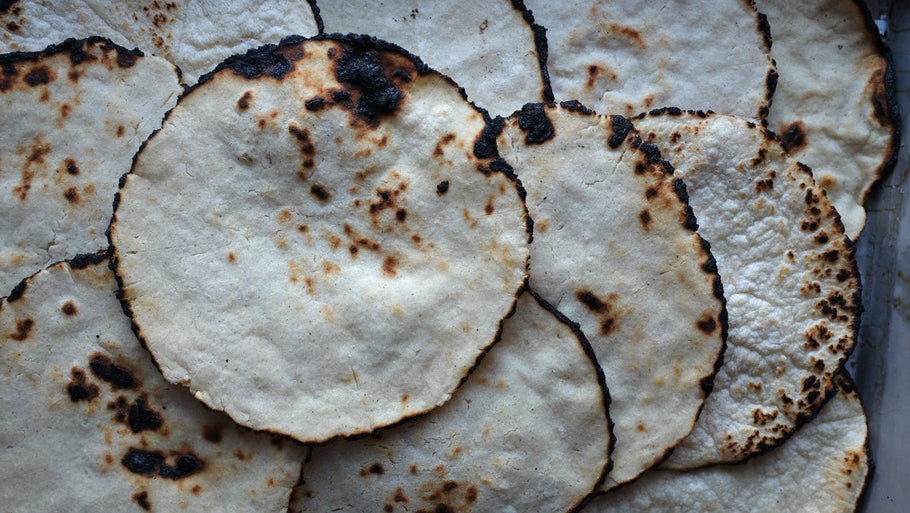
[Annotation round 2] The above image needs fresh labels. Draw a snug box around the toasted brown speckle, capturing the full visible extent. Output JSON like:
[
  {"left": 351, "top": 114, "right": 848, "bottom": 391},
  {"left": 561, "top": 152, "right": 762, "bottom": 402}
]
[
  {"left": 8, "top": 318, "right": 34, "bottom": 341},
  {"left": 382, "top": 256, "right": 399, "bottom": 277}
]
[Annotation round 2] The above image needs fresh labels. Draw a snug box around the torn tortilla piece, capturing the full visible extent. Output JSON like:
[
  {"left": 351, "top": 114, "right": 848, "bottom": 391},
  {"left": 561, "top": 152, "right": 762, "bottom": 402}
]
[{"left": 497, "top": 103, "right": 726, "bottom": 489}]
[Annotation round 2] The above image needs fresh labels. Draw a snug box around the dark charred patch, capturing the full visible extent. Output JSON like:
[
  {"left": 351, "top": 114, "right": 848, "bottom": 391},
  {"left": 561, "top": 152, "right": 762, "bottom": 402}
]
[
  {"left": 645, "top": 187, "right": 658, "bottom": 200},
  {"left": 61, "top": 300, "right": 78, "bottom": 315},
  {"left": 64, "top": 187, "right": 80, "bottom": 203},
  {"left": 755, "top": 177, "right": 774, "bottom": 193},
  {"left": 237, "top": 90, "right": 253, "bottom": 110},
  {"left": 639, "top": 142, "right": 661, "bottom": 164},
  {"left": 289, "top": 124, "right": 317, "bottom": 176},
  {"left": 114, "top": 47, "right": 142, "bottom": 68},
  {"left": 576, "top": 289, "right": 620, "bottom": 335},
  {"left": 332, "top": 45, "right": 404, "bottom": 126},
  {"left": 516, "top": 103, "right": 555, "bottom": 145},
  {"left": 473, "top": 115, "right": 504, "bottom": 159},
  {"left": 672, "top": 179, "right": 699, "bottom": 231},
  {"left": 639, "top": 209, "right": 652, "bottom": 230},
  {"left": 779, "top": 121, "right": 807, "bottom": 153},
  {"left": 396, "top": 208, "right": 408, "bottom": 221},
  {"left": 24, "top": 65, "right": 53, "bottom": 87},
  {"left": 608, "top": 115, "right": 633, "bottom": 148},
  {"left": 128, "top": 396, "right": 164, "bottom": 433},
  {"left": 382, "top": 256, "right": 398, "bottom": 277},
  {"left": 559, "top": 100, "right": 594, "bottom": 115},
  {"left": 436, "top": 180, "right": 449, "bottom": 195},
  {"left": 121, "top": 448, "right": 205, "bottom": 480},
  {"left": 310, "top": 183, "right": 331, "bottom": 202},
  {"left": 8, "top": 317, "right": 33, "bottom": 341},
  {"left": 89, "top": 352, "right": 139, "bottom": 390},
  {"left": 696, "top": 315, "right": 717, "bottom": 335},
  {"left": 66, "top": 367, "right": 100, "bottom": 402},
  {"left": 133, "top": 491, "right": 151, "bottom": 511},
  {"left": 221, "top": 43, "right": 292, "bottom": 80},
  {"left": 305, "top": 96, "right": 326, "bottom": 111},
  {"left": 360, "top": 462, "right": 385, "bottom": 476},
  {"left": 108, "top": 396, "right": 130, "bottom": 423}
]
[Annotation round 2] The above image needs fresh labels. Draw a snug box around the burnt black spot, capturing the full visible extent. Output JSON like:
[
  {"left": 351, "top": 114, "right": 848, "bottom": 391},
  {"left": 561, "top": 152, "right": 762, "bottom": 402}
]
[
  {"left": 160, "top": 455, "right": 205, "bottom": 479},
  {"left": 370, "top": 462, "right": 385, "bottom": 474},
  {"left": 516, "top": 103, "right": 555, "bottom": 145},
  {"left": 310, "top": 184, "right": 331, "bottom": 202},
  {"left": 129, "top": 397, "right": 164, "bottom": 433},
  {"left": 61, "top": 301, "right": 78, "bottom": 315},
  {"left": 672, "top": 179, "right": 699, "bottom": 231},
  {"left": 115, "top": 50, "right": 141, "bottom": 68},
  {"left": 474, "top": 116, "right": 505, "bottom": 159},
  {"left": 64, "top": 187, "right": 80, "bottom": 203},
  {"left": 69, "top": 251, "right": 109, "bottom": 269},
  {"left": 639, "top": 142, "right": 661, "bottom": 164},
  {"left": 697, "top": 316, "right": 717, "bottom": 334},
  {"left": 89, "top": 353, "right": 139, "bottom": 390},
  {"left": 639, "top": 209, "right": 652, "bottom": 229},
  {"left": 222, "top": 43, "right": 292, "bottom": 80},
  {"left": 66, "top": 367, "right": 100, "bottom": 402},
  {"left": 9, "top": 318, "right": 33, "bottom": 341},
  {"left": 577, "top": 290, "right": 608, "bottom": 314},
  {"left": 333, "top": 46, "right": 403, "bottom": 125},
  {"left": 779, "top": 122, "right": 807, "bottom": 153},
  {"left": 7, "top": 277, "right": 27, "bottom": 302},
  {"left": 559, "top": 100, "right": 594, "bottom": 114},
  {"left": 608, "top": 115, "right": 633, "bottom": 148},
  {"left": 645, "top": 187, "right": 658, "bottom": 199},
  {"left": 24, "top": 66, "right": 52, "bottom": 87},
  {"left": 0, "top": 0, "right": 19, "bottom": 14},
  {"left": 65, "top": 158, "right": 79, "bottom": 175},
  {"left": 436, "top": 181, "right": 449, "bottom": 195},
  {"left": 648, "top": 106, "right": 683, "bottom": 117},
  {"left": 821, "top": 250, "right": 839, "bottom": 262},
  {"left": 122, "top": 449, "right": 205, "bottom": 480},
  {"left": 202, "top": 423, "right": 224, "bottom": 443},
  {"left": 756, "top": 12, "right": 772, "bottom": 49},
  {"left": 133, "top": 491, "right": 151, "bottom": 511},
  {"left": 836, "top": 269, "right": 851, "bottom": 282},
  {"left": 305, "top": 97, "right": 326, "bottom": 111},
  {"left": 237, "top": 90, "right": 253, "bottom": 110},
  {"left": 766, "top": 68, "right": 779, "bottom": 99},
  {"left": 803, "top": 375, "right": 819, "bottom": 392},
  {"left": 395, "top": 209, "right": 407, "bottom": 222},
  {"left": 435, "top": 505, "right": 455, "bottom": 513}
]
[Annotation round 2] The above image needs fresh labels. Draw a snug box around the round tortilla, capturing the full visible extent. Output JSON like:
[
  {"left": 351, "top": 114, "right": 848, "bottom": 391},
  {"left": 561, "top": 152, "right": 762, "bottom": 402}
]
[
  {"left": 0, "top": 0, "right": 319, "bottom": 84},
  {"left": 633, "top": 111, "right": 861, "bottom": 469},
  {"left": 497, "top": 103, "right": 726, "bottom": 489},
  {"left": 110, "top": 35, "right": 531, "bottom": 444},
  {"left": 0, "top": 254, "right": 305, "bottom": 512},
  {"left": 315, "top": 0, "right": 547, "bottom": 117},
  {"left": 591, "top": 373, "right": 869, "bottom": 513},
  {"left": 0, "top": 37, "right": 181, "bottom": 297},
  {"left": 289, "top": 291, "right": 612, "bottom": 512},
  {"left": 526, "top": 0, "right": 776, "bottom": 119},
  {"left": 759, "top": 0, "right": 899, "bottom": 239}
]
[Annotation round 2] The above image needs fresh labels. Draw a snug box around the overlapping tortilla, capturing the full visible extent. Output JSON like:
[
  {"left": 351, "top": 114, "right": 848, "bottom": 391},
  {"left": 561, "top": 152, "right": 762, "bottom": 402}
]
[
  {"left": 633, "top": 111, "right": 861, "bottom": 469},
  {"left": 0, "top": 254, "right": 305, "bottom": 512},
  {"left": 315, "top": 0, "right": 546, "bottom": 116},
  {"left": 110, "top": 35, "right": 531, "bottom": 444},
  {"left": 0, "top": 0, "right": 319, "bottom": 83},
  {"left": 758, "top": 0, "right": 899, "bottom": 239},
  {"left": 289, "top": 291, "right": 611, "bottom": 512},
  {"left": 592, "top": 373, "right": 868, "bottom": 513},
  {"left": 497, "top": 103, "right": 726, "bottom": 489},
  {"left": 0, "top": 37, "right": 180, "bottom": 297},
  {"left": 526, "top": 0, "right": 776, "bottom": 119}
]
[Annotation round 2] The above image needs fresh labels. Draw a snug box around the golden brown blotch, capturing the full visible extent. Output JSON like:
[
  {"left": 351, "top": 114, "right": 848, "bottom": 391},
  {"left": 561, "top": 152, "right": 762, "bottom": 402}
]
[
  {"left": 277, "top": 209, "right": 293, "bottom": 223},
  {"left": 227, "top": 251, "right": 236, "bottom": 263},
  {"left": 8, "top": 318, "right": 34, "bottom": 341},
  {"left": 359, "top": 462, "right": 385, "bottom": 476},
  {"left": 39, "top": 89, "right": 50, "bottom": 102},
  {"left": 755, "top": 177, "right": 774, "bottom": 193},
  {"left": 607, "top": 23, "right": 645, "bottom": 47},
  {"left": 14, "top": 140, "right": 52, "bottom": 200},
  {"left": 639, "top": 209, "right": 652, "bottom": 230},
  {"left": 202, "top": 423, "right": 224, "bottom": 443},
  {"left": 61, "top": 300, "right": 78, "bottom": 316},
  {"left": 382, "top": 256, "right": 399, "bottom": 277},
  {"left": 636, "top": 423, "right": 647, "bottom": 432},
  {"left": 433, "top": 133, "right": 456, "bottom": 157},
  {"left": 322, "top": 261, "right": 341, "bottom": 275},
  {"left": 116, "top": 125, "right": 125, "bottom": 137}
]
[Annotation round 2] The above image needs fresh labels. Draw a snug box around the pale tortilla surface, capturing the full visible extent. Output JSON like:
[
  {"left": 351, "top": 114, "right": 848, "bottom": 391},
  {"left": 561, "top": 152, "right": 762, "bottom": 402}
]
[
  {"left": 289, "top": 291, "right": 611, "bottom": 513},
  {"left": 0, "top": 255, "right": 305, "bottom": 512},
  {"left": 0, "top": 37, "right": 180, "bottom": 297},
  {"left": 527, "top": 0, "right": 776, "bottom": 119},
  {"left": 498, "top": 103, "right": 726, "bottom": 489},
  {"left": 316, "top": 0, "right": 546, "bottom": 117},
  {"left": 634, "top": 111, "right": 861, "bottom": 469},
  {"left": 110, "top": 35, "right": 530, "bottom": 444},
  {"left": 759, "top": 0, "right": 898, "bottom": 239},
  {"left": 0, "top": 0, "right": 319, "bottom": 83},
  {"left": 592, "top": 374, "right": 868, "bottom": 513}
]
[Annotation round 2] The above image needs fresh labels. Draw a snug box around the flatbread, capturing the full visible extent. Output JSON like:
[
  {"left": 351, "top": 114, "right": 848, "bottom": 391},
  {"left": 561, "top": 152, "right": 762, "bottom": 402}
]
[
  {"left": 0, "top": 0, "right": 319, "bottom": 83},
  {"left": 526, "top": 0, "right": 776, "bottom": 119},
  {"left": 288, "top": 291, "right": 611, "bottom": 512},
  {"left": 633, "top": 111, "right": 861, "bottom": 469},
  {"left": 759, "top": 0, "right": 899, "bottom": 239},
  {"left": 497, "top": 103, "right": 726, "bottom": 489},
  {"left": 0, "top": 254, "right": 305, "bottom": 512},
  {"left": 315, "top": 0, "right": 546, "bottom": 116},
  {"left": 110, "top": 35, "right": 531, "bottom": 444},
  {"left": 591, "top": 373, "right": 869, "bottom": 513},
  {"left": 0, "top": 37, "right": 180, "bottom": 297}
]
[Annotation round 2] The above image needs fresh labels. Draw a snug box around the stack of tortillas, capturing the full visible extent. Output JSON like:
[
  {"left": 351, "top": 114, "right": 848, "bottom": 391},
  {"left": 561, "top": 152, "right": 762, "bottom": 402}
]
[{"left": 0, "top": 0, "right": 896, "bottom": 511}]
